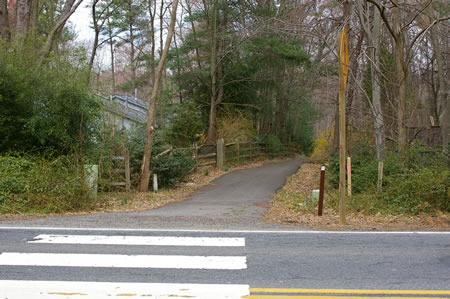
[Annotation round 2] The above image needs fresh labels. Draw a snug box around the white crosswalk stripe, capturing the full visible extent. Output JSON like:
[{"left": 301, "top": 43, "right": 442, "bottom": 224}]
[
  {"left": 29, "top": 233, "right": 246, "bottom": 246},
  {"left": 0, "top": 252, "right": 247, "bottom": 269},
  {"left": 0, "top": 280, "right": 250, "bottom": 298},
  {"left": 0, "top": 233, "right": 250, "bottom": 298}
]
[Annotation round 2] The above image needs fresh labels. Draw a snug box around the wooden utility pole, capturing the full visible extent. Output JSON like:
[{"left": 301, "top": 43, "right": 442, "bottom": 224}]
[{"left": 338, "top": 29, "right": 349, "bottom": 225}]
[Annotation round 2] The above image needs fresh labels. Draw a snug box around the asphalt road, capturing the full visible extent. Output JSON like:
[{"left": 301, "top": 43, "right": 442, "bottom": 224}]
[
  {"left": 0, "top": 159, "right": 302, "bottom": 230},
  {"left": 1, "top": 159, "right": 449, "bottom": 298},
  {"left": 0, "top": 227, "right": 449, "bottom": 298}
]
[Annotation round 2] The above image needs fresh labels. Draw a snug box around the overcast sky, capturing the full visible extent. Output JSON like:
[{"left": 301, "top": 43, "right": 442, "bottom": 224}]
[{"left": 71, "top": 3, "right": 93, "bottom": 42}]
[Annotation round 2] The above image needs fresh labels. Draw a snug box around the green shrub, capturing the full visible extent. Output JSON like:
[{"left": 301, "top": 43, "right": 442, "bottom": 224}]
[
  {"left": 126, "top": 128, "right": 196, "bottom": 188},
  {"left": 328, "top": 144, "right": 449, "bottom": 215},
  {"left": 152, "top": 149, "right": 196, "bottom": 187},
  {"left": 0, "top": 48, "right": 100, "bottom": 154},
  {"left": 166, "top": 101, "right": 204, "bottom": 147},
  {"left": 0, "top": 156, "right": 35, "bottom": 201},
  {"left": 265, "top": 134, "right": 281, "bottom": 157},
  {"left": 0, "top": 154, "right": 94, "bottom": 214},
  {"left": 379, "top": 166, "right": 449, "bottom": 214}
]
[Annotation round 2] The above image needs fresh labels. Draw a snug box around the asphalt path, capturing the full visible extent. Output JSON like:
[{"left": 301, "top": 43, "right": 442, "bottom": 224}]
[
  {"left": 1, "top": 158, "right": 450, "bottom": 298},
  {"left": 0, "top": 227, "right": 449, "bottom": 298},
  {"left": 0, "top": 159, "right": 302, "bottom": 230}
]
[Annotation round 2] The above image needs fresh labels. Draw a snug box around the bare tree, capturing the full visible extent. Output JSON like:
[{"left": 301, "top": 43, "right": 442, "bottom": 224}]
[
  {"left": 357, "top": 0, "right": 386, "bottom": 160},
  {"left": 139, "top": 0, "right": 179, "bottom": 192},
  {"left": 367, "top": 0, "right": 448, "bottom": 154},
  {"left": 427, "top": 5, "right": 449, "bottom": 149}
]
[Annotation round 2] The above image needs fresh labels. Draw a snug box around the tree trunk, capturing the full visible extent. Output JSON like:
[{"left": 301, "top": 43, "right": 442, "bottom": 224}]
[
  {"left": 0, "top": 0, "right": 9, "bottom": 40},
  {"left": 173, "top": 25, "right": 183, "bottom": 103},
  {"left": 358, "top": 1, "right": 387, "bottom": 161},
  {"left": 139, "top": 0, "right": 178, "bottom": 192},
  {"left": 392, "top": 1, "right": 407, "bottom": 155},
  {"left": 130, "top": 22, "right": 136, "bottom": 92},
  {"left": 29, "top": 0, "right": 38, "bottom": 42},
  {"left": 206, "top": 0, "right": 218, "bottom": 145},
  {"left": 345, "top": 28, "right": 364, "bottom": 152},
  {"left": 15, "top": 0, "right": 32, "bottom": 32},
  {"left": 87, "top": 29, "right": 100, "bottom": 85},
  {"left": 429, "top": 24, "right": 449, "bottom": 149},
  {"left": 148, "top": 0, "right": 156, "bottom": 85},
  {"left": 371, "top": 7, "right": 386, "bottom": 161},
  {"left": 159, "top": 0, "right": 165, "bottom": 58},
  {"left": 38, "top": 0, "right": 84, "bottom": 59},
  {"left": 14, "top": 0, "right": 32, "bottom": 44},
  {"left": 106, "top": 13, "right": 116, "bottom": 92},
  {"left": 87, "top": 0, "right": 100, "bottom": 85},
  {"left": 186, "top": 0, "right": 202, "bottom": 70}
]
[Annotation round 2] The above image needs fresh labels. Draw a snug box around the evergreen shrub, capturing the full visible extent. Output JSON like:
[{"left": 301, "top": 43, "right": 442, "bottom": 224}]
[
  {"left": 327, "top": 144, "right": 449, "bottom": 215},
  {"left": 0, "top": 48, "right": 100, "bottom": 154},
  {"left": 0, "top": 154, "right": 94, "bottom": 213},
  {"left": 127, "top": 128, "right": 195, "bottom": 188},
  {"left": 152, "top": 149, "right": 196, "bottom": 187},
  {"left": 265, "top": 134, "right": 281, "bottom": 157},
  {"left": 166, "top": 101, "right": 204, "bottom": 147}
]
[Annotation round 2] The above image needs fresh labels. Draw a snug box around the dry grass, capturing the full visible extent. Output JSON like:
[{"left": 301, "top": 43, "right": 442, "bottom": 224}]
[{"left": 263, "top": 163, "right": 450, "bottom": 231}]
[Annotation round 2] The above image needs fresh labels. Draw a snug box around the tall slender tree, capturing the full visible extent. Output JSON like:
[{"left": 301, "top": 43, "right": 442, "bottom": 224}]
[
  {"left": 139, "top": 0, "right": 179, "bottom": 192},
  {"left": 357, "top": 0, "right": 386, "bottom": 161}
]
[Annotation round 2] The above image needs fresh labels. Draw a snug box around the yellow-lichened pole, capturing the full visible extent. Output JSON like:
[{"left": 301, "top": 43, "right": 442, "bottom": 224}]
[{"left": 338, "top": 30, "right": 349, "bottom": 225}]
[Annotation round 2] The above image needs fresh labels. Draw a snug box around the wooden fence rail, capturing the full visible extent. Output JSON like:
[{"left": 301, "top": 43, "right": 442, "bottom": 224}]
[{"left": 102, "top": 140, "right": 300, "bottom": 193}]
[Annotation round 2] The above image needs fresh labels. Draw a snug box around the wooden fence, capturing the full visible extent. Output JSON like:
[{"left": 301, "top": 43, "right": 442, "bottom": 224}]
[
  {"left": 173, "top": 139, "right": 300, "bottom": 170},
  {"left": 100, "top": 151, "right": 131, "bottom": 192},
  {"left": 101, "top": 140, "right": 300, "bottom": 192}
]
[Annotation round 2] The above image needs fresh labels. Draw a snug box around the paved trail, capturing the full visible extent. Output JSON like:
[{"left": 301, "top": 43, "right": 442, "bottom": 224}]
[
  {"left": 0, "top": 159, "right": 302, "bottom": 230},
  {"left": 2, "top": 159, "right": 449, "bottom": 298}
]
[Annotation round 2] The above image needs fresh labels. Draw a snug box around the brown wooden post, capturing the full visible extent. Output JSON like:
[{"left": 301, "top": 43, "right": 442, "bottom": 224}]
[
  {"left": 124, "top": 150, "right": 131, "bottom": 192},
  {"left": 236, "top": 139, "right": 240, "bottom": 162},
  {"left": 216, "top": 139, "right": 224, "bottom": 169},
  {"left": 318, "top": 165, "right": 326, "bottom": 216}
]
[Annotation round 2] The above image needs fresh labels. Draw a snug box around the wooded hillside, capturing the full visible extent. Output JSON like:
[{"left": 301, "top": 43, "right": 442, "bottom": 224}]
[{"left": 0, "top": 0, "right": 448, "bottom": 214}]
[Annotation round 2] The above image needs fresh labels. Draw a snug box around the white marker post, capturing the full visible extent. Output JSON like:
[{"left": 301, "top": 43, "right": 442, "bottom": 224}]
[{"left": 153, "top": 173, "right": 158, "bottom": 193}]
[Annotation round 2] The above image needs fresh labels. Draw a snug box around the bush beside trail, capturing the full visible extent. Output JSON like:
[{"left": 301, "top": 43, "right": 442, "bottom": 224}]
[
  {"left": 266, "top": 162, "right": 449, "bottom": 230},
  {"left": 327, "top": 145, "right": 449, "bottom": 215},
  {"left": 268, "top": 133, "right": 449, "bottom": 227},
  {"left": 0, "top": 155, "right": 95, "bottom": 214}
]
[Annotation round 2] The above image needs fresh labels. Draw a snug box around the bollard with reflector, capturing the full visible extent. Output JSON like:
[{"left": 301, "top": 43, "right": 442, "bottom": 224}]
[{"left": 318, "top": 165, "right": 326, "bottom": 216}]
